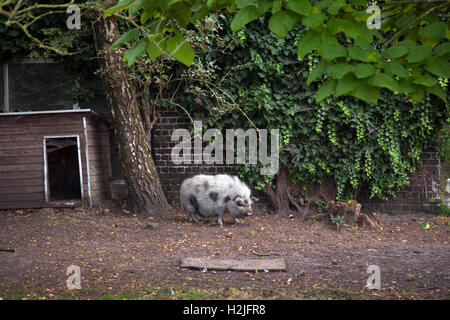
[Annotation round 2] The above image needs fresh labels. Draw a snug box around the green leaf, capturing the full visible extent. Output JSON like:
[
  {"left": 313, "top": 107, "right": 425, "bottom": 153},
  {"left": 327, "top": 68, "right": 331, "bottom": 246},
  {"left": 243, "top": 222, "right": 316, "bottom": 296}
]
[
  {"left": 349, "top": 0, "right": 367, "bottom": 6},
  {"left": 418, "top": 22, "right": 446, "bottom": 40},
  {"left": 425, "top": 58, "right": 450, "bottom": 78},
  {"left": 351, "top": 10, "right": 369, "bottom": 22},
  {"left": 297, "top": 31, "right": 321, "bottom": 60},
  {"left": 327, "top": 18, "right": 359, "bottom": 39},
  {"left": 396, "top": 15, "right": 417, "bottom": 29},
  {"left": 169, "top": 2, "right": 191, "bottom": 27},
  {"left": 316, "top": 0, "right": 333, "bottom": 10},
  {"left": 396, "top": 40, "right": 418, "bottom": 50},
  {"left": 348, "top": 47, "right": 379, "bottom": 63},
  {"left": 272, "top": 0, "right": 282, "bottom": 13},
  {"left": 191, "top": 2, "right": 204, "bottom": 12},
  {"left": 320, "top": 43, "right": 347, "bottom": 61},
  {"left": 406, "top": 45, "right": 432, "bottom": 63},
  {"left": 335, "top": 74, "right": 359, "bottom": 96},
  {"left": 112, "top": 28, "right": 140, "bottom": 48},
  {"left": 354, "top": 37, "right": 370, "bottom": 50},
  {"left": 320, "top": 31, "right": 337, "bottom": 45},
  {"left": 384, "top": 62, "right": 408, "bottom": 78},
  {"left": 409, "top": 86, "right": 425, "bottom": 103},
  {"left": 327, "top": 63, "right": 355, "bottom": 79},
  {"left": 192, "top": 7, "right": 210, "bottom": 21},
  {"left": 165, "top": 34, "right": 195, "bottom": 66},
  {"left": 306, "top": 60, "right": 327, "bottom": 85},
  {"left": 106, "top": 0, "right": 135, "bottom": 14},
  {"left": 427, "top": 84, "right": 447, "bottom": 102},
  {"left": 352, "top": 82, "right": 380, "bottom": 104},
  {"left": 256, "top": 0, "right": 273, "bottom": 14},
  {"left": 327, "top": 0, "right": 345, "bottom": 15},
  {"left": 413, "top": 75, "right": 436, "bottom": 87},
  {"left": 398, "top": 79, "right": 417, "bottom": 94},
  {"left": 302, "top": 13, "right": 326, "bottom": 29},
  {"left": 435, "top": 42, "right": 450, "bottom": 57},
  {"left": 230, "top": 6, "right": 260, "bottom": 31},
  {"left": 128, "top": 1, "right": 144, "bottom": 16},
  {"left": 268, "top": 10, "right": 298, "bottom": 38},
  {"left": 145, "top": 36, "right": 162, "bottom": 61},
  {"left": 383, "top": 45, "right": 409, "bottom": 59},
  {"left": 123, "top": 38, "right": 146, "bottom": 67},
  {"left": 287, "top": 0, "right": 312, "bottom": 16},
  {"left": 354, "top": 64, "right": 375, "bottom": 78},
  {"left": 141, "top": 8, "right": 155, "bottom": 24},
  {"left": 315, "top": 79, "right": 337, "bottom": 102},
  {"left": 326, "top": 17, "right": 344, "bottom": 34},
  {"left": 236, "top": 0, "right": 257, "bottom": 9},
  {"left": 368, "top": 73, "right": 398, "bottom": 92}
]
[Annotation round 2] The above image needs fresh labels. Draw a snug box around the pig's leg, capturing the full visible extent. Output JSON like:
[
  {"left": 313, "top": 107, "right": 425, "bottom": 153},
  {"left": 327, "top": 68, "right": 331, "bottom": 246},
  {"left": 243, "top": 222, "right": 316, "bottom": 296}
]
[
  {"left": 234, "top": 217, "right": 240, "bottom": 224},
  {"left": 189, "top": 212, "right": 199, "bottom": 223},
  {"left": 188, "top": 195, "right": 200, "bottom": 223},
  {"left": 216, "top": 207, "right": 225, "bottom": 226}
]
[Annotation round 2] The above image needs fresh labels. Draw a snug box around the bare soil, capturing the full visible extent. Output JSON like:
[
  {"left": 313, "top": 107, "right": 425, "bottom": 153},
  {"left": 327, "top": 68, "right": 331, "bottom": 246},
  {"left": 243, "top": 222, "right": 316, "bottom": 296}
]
[{"left": 0, "top": 205, "right": 448, "bottom": 300}]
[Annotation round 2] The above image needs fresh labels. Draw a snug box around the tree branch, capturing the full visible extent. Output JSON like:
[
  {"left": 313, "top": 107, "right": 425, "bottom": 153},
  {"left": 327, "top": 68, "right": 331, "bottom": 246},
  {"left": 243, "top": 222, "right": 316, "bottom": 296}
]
[
  {"left": 382, "top": 2, "right": 449, "bottom": 51},
  {"left": 383, "top": 0, "right": 448, "bottom": 6}
]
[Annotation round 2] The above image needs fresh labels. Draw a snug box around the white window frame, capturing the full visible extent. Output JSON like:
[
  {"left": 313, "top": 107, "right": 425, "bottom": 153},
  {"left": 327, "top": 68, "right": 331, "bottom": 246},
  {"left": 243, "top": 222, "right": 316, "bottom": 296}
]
[{"left": 3, "top": 63, "right": 9, "bottom": 112}]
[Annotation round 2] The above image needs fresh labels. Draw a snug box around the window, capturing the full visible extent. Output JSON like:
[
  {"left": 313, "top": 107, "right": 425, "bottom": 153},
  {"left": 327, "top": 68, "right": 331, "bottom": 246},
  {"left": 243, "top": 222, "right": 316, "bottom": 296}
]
[{"left": 1, "top": 60, "right": 73, "bottom": 113}]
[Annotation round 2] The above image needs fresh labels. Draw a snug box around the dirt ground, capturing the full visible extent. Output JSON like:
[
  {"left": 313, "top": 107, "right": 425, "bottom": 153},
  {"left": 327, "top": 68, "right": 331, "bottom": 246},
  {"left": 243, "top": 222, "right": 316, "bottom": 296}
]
[{"left": 0, "top": 204, "right": 449, "bottom": 300}]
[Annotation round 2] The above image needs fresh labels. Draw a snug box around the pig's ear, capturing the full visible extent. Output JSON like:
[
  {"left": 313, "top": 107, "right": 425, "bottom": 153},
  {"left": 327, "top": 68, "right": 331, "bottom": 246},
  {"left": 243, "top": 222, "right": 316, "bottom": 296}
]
[{"left": 251, "top": 196, "right": 259, "bottom": 202}]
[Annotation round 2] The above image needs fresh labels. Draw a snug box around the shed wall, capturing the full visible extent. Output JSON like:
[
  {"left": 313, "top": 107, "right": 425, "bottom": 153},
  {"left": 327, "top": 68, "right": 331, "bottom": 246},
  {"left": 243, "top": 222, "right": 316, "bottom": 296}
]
[
  {"left": 86, "top": 116, "right": 112, "bottom": 204},
  {"left": 0, "top": 112, "right": 111, "bottom": 209}
]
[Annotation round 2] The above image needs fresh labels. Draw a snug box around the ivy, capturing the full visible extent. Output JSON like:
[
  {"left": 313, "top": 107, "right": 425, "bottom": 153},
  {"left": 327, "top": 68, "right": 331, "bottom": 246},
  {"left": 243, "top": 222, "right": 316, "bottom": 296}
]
[{"left": 165, "top": 15, "right": 447, "bottom": 200}]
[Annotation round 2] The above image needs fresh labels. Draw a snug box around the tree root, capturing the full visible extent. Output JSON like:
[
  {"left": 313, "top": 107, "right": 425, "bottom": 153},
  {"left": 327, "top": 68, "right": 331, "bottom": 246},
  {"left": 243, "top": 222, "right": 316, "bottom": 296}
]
[
  {"left": 326, "top": 200, "right": 383, "bottom": 231},
  {"left": 260, "top": 166, "right": 381, "bottom": 230}
]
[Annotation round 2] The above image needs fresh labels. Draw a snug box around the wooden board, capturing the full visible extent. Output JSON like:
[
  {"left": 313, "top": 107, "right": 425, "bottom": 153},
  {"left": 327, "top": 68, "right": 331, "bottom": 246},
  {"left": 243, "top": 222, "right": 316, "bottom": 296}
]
[{"left": 180, "top": 258, "right": 286, "bottom": 272}]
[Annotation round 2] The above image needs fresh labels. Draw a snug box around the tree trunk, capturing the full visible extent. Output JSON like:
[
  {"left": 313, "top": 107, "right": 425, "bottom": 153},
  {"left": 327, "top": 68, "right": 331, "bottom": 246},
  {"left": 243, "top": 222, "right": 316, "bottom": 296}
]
[
  {"left": 262, "top": 167, "right": 293, "bottom": 217},
  {"left": 92, "top": 7, "right": 170, "bottom": 217},
  {"left": 263, "top": 166, "right": 338, "bottom": 218}
]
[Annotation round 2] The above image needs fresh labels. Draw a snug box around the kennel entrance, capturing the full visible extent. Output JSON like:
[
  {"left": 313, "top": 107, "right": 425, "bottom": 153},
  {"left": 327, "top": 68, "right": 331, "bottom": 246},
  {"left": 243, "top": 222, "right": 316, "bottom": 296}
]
[{"left": 43, "top": 136, "right": 84, "bottom": 203}]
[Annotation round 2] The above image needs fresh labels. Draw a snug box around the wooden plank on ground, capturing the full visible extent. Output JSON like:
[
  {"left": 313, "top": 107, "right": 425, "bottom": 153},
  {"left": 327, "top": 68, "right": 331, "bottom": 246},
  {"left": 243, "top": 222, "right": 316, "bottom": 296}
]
[{"left": 180, "top": 258, "right": 286, "bottom": 272}]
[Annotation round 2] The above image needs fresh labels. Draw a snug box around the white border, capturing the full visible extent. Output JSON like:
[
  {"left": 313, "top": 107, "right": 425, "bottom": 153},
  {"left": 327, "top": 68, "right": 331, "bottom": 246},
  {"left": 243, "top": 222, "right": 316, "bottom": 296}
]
[
  {"left": 83, "top": 117, "right": 92, "bottom": 209},
  {"left": 43, "top": 135, "right": 84, "bottom": 203},
  {"left": 0, "top": 109, "right": 91, "bottom": 116}
]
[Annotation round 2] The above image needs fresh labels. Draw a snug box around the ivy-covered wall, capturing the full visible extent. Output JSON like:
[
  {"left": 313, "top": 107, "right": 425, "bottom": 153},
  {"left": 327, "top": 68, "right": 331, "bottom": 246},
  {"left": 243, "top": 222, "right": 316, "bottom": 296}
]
[
  {"left": 151, "top": 107, "right": 442, "bottom": 214},
  {"left": 358, "top": 149, "right": 441, "bottom": 214}
]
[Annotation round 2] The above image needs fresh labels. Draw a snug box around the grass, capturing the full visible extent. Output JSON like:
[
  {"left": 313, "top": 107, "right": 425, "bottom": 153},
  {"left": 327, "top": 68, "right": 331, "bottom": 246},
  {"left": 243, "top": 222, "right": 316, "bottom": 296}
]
[
  {"left": 1, "top": 283, "right": 368, "bottom": 300},
  {"left": 4, "top": 279, "right": 441, "bottom": 300}
]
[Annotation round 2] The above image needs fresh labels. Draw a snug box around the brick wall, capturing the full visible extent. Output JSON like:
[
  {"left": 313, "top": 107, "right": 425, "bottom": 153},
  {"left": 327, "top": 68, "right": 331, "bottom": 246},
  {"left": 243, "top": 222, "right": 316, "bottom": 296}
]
[
  {"left": 152, "top": 108, "right": 234, "bottom": 204},
  {"left": 357, "top": 150, "right": 441, "bottom": 214},
  {"left": 152, "top": 108, "right": 442, "bottom": 214}
]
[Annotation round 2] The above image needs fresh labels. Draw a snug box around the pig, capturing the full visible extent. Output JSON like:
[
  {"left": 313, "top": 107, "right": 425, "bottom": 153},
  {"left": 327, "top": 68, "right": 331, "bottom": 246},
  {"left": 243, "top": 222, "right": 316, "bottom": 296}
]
[{"left": 179, "top": 174, "right": 258, "bottom": 225}]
